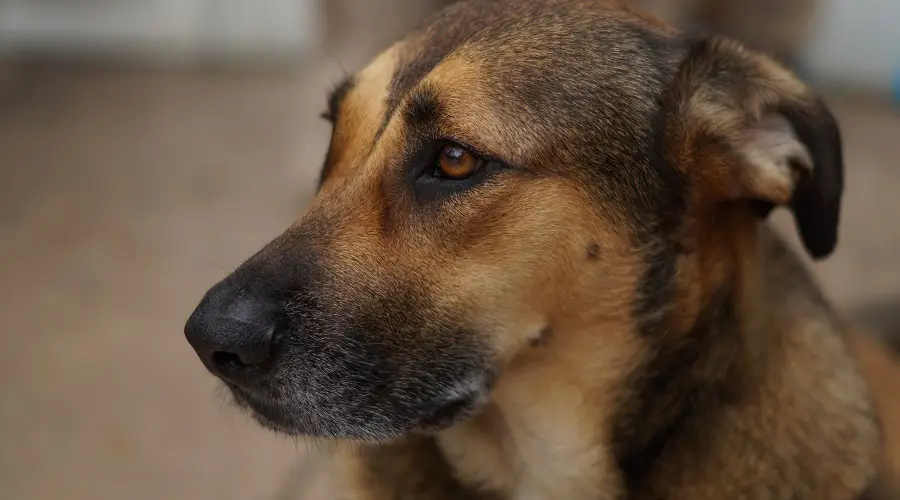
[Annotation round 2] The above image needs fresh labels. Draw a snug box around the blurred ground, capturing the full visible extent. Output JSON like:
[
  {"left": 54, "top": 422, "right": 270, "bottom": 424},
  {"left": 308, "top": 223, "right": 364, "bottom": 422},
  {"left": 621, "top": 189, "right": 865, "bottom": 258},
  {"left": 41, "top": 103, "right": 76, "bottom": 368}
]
[
  {"left": 0, "top": 4, "right": 899, "bottom": 500},
  {"left": 0, "top": 63, "right": 332, "bottom": 500}
]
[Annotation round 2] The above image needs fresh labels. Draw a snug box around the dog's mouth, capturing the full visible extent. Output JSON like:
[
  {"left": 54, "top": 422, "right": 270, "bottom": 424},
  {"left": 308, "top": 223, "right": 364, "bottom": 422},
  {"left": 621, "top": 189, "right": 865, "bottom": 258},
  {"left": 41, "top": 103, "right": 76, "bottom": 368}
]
[
  {"left": 226, "top": 375, "right": 492, "bottom": 439},
  {"left": 414, "top": 386, "right": 489, "bottom": 432},
  {"left": 228, "top": 387, "right": 305, "bottom": 435}
]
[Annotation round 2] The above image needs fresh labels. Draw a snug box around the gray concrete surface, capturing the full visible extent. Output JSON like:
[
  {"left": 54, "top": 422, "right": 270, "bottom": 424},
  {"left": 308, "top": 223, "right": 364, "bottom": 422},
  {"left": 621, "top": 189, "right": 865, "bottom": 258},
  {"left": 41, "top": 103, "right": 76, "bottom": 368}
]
[{"left": 0, "top": 49, "right": 898, "bottom": 500}]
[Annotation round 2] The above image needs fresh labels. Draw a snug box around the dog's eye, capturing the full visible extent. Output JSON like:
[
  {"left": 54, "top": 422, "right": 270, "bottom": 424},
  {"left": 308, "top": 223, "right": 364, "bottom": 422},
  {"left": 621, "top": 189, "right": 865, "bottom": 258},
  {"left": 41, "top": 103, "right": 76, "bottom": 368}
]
[
  {"left": 435, "top": 143, "right": 482, "bottom": 180},
  {"left": 410, "top": 140, "right": 507, "bottom": 203}
]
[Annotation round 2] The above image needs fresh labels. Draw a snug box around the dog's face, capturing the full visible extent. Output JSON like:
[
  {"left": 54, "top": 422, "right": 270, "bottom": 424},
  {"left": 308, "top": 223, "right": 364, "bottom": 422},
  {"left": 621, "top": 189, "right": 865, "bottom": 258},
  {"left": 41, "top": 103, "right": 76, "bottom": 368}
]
[{"left": 185, "top": 0, "right": 842, "bottom": 441}]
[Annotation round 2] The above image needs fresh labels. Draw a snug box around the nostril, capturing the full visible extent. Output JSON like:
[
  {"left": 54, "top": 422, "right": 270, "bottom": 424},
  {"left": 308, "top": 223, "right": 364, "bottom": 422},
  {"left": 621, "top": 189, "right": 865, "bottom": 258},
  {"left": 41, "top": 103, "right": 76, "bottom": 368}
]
[{"left": 212, "top": 351, "right": 247, "bottom": 372}]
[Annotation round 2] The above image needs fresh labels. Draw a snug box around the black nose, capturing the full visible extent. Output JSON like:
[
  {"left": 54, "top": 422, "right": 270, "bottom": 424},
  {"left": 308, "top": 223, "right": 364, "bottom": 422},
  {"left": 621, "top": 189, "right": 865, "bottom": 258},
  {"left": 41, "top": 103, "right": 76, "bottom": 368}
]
[{"left": 184, "top": 280, "right": 282, "bottom": 380}]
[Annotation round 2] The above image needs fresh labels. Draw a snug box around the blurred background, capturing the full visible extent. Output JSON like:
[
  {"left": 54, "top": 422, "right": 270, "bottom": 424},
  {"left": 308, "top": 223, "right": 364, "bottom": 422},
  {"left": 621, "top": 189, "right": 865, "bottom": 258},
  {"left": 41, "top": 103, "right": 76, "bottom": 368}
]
[{"left": 0, "top": 1, "right": 897, "bottom": 499}]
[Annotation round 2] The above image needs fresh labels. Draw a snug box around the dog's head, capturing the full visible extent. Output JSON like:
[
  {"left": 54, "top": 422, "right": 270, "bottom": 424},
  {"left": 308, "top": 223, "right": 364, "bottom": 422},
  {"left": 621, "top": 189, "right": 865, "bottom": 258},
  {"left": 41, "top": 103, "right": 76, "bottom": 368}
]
[{"left": 185, "top": 0, "right": 842, "bottom": 441}]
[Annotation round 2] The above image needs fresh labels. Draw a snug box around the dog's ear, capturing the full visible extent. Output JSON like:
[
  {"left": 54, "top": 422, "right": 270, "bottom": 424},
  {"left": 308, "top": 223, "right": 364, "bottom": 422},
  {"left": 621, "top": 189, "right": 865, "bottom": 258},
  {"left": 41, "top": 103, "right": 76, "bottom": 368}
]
[{"left": 664, "top": 38, "right": 843, "bottom": 259}]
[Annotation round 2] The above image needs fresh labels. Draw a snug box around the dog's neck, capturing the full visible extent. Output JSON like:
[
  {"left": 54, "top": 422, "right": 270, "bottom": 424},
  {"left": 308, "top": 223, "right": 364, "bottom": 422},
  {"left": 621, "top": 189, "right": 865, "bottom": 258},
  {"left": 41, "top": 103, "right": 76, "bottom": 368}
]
[{"left": 437, "top": 220, "right": 880, "bottom": 500}]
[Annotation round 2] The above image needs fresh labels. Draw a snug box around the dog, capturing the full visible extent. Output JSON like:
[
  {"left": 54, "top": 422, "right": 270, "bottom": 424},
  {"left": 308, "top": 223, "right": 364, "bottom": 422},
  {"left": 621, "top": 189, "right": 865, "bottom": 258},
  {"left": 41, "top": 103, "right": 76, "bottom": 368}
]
[{"left": 184, "top": 1, "right": 900, "bottom": 498}]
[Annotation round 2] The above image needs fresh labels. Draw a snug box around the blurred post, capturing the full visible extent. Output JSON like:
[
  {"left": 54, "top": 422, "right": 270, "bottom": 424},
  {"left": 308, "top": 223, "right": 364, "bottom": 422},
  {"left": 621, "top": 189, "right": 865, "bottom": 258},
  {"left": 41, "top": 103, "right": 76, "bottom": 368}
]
[
  {"left": 635, "top": 0, "right": 816, "bottom": 69},
  {"left": 324, "top": 0, "right": 446, "bottom": 68}
]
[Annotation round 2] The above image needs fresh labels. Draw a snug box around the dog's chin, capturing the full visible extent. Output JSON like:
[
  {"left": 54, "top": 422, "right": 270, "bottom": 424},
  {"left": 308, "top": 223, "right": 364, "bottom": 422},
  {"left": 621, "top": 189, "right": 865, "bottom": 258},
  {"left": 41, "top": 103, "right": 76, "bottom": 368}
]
[{"left": 227, "top": 379, "right": 492, "bottom": 441}]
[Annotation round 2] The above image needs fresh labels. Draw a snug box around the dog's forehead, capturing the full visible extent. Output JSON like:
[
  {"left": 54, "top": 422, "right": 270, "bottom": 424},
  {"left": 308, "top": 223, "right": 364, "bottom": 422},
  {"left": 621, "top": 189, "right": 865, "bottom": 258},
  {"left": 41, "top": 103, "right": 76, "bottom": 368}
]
[
  {"left": 327, "top": 0, "right": 684, "bottom": 219},
  {"left": 386, "top": 0, "right": 673, "bottom": 102},
  {"left": 371, "top": 1, "right": 678, "bottom": 160}
]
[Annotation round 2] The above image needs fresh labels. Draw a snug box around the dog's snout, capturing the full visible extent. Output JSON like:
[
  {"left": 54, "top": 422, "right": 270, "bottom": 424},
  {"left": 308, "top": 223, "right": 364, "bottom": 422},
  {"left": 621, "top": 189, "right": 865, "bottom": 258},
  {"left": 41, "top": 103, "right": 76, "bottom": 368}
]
[{"left": 184, "top": 280, "right": 282, "bottom": 380}]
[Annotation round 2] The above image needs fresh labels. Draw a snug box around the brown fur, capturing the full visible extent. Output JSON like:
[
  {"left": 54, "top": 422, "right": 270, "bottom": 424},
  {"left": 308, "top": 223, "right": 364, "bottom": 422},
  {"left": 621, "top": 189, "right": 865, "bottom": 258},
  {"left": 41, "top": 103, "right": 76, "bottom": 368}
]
[{"left": 186, "top": 1, "right": 899, "bottom": 498}]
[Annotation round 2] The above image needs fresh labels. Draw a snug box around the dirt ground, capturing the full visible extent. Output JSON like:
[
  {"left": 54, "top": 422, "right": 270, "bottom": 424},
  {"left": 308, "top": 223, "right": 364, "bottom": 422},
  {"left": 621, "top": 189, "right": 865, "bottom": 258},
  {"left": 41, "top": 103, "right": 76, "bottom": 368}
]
[{"left": 0, "top": 51, "right": 898, "bottom": 500}]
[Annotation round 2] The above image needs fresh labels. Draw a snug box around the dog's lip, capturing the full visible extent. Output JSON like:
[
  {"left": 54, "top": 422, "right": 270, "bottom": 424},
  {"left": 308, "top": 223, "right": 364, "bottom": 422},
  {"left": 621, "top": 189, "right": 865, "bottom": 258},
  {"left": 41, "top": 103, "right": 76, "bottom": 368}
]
[
  {"left": 231, "top": 386, "right": 476, "bottom": 437},
  {"left": 416, "top": 393, "right": 480, "bottom": 430},
  {"left": 233, "top": 387, "right": 485, "bottom": 434},
  {"left": 415, "top": 377, "right": 493, "bottom": 430},
  {"left": 229, "top": 386, "right": 304, "bottom": 432},
  {"left": 226, "top": 372, "right": 495, "bottom": 438}
]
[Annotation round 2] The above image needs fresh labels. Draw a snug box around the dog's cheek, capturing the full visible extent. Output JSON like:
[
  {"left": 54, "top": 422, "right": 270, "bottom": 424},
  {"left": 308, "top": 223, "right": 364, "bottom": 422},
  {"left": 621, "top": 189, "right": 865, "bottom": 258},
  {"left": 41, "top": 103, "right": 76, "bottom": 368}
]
[{"left": 422, "top": 186, "right": 633, "bottom": 359}]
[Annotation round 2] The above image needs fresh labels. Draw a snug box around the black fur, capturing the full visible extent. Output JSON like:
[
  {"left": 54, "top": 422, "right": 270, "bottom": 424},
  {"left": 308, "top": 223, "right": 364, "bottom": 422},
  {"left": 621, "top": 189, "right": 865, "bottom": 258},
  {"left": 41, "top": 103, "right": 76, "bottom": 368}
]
[
  {"left": 779, "top": 100, "right": 844, "bottom": 259},
  {"left": 614, "top": 287, "right": 745, "bottom": 498}
]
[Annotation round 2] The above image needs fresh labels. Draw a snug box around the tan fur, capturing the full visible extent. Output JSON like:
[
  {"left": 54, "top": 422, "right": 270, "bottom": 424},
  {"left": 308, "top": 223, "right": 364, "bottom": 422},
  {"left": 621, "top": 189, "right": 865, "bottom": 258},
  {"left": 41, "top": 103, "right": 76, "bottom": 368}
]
[{"left": 319, "top": 45, "right": 400, "bottom": 192}]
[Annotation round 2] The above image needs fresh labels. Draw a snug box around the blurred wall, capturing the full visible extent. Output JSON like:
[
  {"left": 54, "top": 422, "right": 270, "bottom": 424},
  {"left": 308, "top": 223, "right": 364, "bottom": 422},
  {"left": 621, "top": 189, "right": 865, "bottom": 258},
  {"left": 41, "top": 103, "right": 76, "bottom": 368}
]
[
  {"left": 0, "top": 0, "right": 323, "bottom": 64},
  {"left": 3, "top": 0, "right": 897, "bottom": 93}
]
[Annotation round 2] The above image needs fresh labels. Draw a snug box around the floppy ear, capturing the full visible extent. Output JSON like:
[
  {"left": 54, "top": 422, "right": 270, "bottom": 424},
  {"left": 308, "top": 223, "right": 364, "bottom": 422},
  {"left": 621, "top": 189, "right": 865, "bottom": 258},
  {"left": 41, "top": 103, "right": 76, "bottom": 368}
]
[{"left": 664, "top": 38, "right": 844, "bottom": 259}]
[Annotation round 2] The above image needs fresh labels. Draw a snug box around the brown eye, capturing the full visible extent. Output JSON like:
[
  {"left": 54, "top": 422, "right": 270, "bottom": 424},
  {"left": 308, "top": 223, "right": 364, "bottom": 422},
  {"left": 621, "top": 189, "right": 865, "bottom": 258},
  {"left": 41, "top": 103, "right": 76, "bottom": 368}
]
[{"left": 436, "top": 144, "right": 481, "bottom": 180}]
